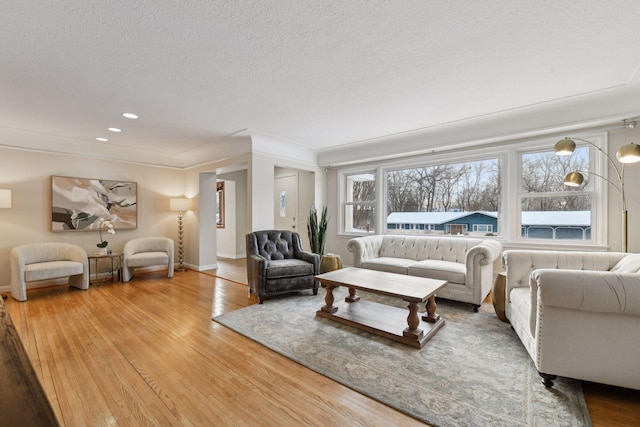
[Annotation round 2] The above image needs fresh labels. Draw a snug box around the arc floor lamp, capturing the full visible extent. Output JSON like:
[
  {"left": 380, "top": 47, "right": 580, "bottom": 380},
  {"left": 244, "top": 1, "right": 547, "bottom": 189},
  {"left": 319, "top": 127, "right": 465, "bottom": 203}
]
[{"left": 554, "top": 120, "right": 640, "bottom": 252}]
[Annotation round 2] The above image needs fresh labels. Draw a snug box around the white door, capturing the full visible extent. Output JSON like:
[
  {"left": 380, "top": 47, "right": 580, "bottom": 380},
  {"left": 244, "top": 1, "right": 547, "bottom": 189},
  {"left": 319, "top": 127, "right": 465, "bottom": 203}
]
[{"left": 274, "top": 175, "right": 298, "bottom": 232}]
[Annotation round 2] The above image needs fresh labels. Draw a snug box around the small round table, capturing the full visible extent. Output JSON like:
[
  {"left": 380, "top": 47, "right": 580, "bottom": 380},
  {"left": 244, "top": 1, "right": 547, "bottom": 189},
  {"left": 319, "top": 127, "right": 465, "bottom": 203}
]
[
  {"left": 492, "top": 271, "right": 508, "bottom": 322},
  {"left": 88, "top": 252, "right": 122, "bottom": 284},
  {"left": 320, "top": 253, "right": 342, "bottom": 274}
]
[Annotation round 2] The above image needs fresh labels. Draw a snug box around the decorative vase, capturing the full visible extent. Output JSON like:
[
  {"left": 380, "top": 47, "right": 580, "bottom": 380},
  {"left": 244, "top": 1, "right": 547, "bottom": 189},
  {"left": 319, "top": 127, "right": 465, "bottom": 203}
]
[{"left": 99, "top": 248, "right": 108, "bottom": 255}]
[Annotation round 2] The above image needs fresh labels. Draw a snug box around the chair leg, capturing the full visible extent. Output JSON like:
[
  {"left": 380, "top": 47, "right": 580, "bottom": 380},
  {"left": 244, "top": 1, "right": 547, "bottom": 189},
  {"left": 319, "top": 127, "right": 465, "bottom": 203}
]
[{"left": 472, "top": 304, "right": 480, "bottom": 312}]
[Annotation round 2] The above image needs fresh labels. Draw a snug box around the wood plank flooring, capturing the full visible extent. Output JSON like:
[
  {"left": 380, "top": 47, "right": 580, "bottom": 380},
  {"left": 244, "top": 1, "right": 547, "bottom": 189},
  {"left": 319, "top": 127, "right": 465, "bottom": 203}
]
[{"left": 3, "top": 258, "right": 640, "bottom": 426}]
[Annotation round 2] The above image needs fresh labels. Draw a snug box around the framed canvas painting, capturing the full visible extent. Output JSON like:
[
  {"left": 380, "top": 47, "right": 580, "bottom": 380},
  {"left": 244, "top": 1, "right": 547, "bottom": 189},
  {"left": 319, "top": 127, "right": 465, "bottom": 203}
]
[{"left": 51, "top": 176, "right": 138, "bottom": 231}]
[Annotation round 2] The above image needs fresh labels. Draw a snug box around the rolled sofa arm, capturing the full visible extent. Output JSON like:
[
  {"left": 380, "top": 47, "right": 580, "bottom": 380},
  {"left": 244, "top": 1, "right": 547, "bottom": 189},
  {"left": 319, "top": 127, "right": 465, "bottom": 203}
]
[
  {"left": 466, "top": 239, "right": 502, "bottom": 266},
  {"left": 346, "top": 235, "right": 384, "bottom": 267},
  {"left": 531, "top": 269, "right": 640, "bottom": 315}
]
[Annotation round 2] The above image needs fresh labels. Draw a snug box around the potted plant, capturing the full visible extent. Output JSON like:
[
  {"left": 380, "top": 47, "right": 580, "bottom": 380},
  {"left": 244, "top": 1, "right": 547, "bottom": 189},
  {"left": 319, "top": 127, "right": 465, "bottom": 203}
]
[
  {"left": 307, "top": 205, "right": 328, "bottom": 256},
  {"left": 96, "top": 218, "right": 116, "bottom": 254}
]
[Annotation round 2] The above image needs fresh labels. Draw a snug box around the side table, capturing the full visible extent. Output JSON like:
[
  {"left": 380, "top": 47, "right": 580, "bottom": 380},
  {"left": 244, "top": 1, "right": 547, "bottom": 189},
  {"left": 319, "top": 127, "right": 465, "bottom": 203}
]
[
  {"left": 320, "top": 253, "right": 342, "bottom": 273},
  {"left": 493, "top": 271, "right": 508, "bottom": 322},
  {"left": 88, "top": 252, "right": 122, "bottom": 285}
]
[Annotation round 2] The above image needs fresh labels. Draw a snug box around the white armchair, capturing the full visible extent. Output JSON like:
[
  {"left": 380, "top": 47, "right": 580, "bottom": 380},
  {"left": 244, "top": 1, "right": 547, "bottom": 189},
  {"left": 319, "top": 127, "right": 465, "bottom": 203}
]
[
  {"left": 123, "top": 237, "right": 174, "bottom": 282},
  {"left": 503, "top": 249, "right": 640, "bottom": 390},
  {"left": 10, "top": 243, "right": 89, "bottom": 301}
]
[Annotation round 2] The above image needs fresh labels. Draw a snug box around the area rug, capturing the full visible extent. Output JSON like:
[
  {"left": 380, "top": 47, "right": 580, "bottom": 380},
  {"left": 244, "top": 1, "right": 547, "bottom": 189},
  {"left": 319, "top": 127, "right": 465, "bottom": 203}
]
[{"left": 214, "top": 287, "right": 591, "bottom": 427}]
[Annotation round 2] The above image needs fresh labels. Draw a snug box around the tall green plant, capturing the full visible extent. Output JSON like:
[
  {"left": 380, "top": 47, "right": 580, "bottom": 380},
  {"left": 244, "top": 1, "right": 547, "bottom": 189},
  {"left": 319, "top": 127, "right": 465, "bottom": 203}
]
[{"left": 307, "top": 204, "right": 329, "bottom": 255}]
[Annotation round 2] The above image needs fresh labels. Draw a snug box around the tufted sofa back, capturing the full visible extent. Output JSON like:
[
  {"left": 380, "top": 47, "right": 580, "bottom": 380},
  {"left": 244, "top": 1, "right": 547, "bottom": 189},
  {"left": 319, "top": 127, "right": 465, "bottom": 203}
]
[
  {"left": 503, "top": 250, "right": 626, "bottom": 292},
  {"left": 249, "top": 230, "right": 302, "bottom": 260},
  {"left": 379, "top": 235, "right": 484, "bottom": 263}
]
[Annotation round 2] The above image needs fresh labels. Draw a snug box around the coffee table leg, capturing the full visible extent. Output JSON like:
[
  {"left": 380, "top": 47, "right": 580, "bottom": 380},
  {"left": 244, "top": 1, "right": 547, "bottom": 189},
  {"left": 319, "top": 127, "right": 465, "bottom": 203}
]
[
  {"left": 321, "top": 285, "right": 338, "bottom": 313},
  {"left": 345, "top": 286, "right": 360, "bottom": 303},
  {"left": 422, "top": 295, "right": 441, "bottom": 323},
  {"left": 403, "top": 300, "right": 424, "bottom": 340}
]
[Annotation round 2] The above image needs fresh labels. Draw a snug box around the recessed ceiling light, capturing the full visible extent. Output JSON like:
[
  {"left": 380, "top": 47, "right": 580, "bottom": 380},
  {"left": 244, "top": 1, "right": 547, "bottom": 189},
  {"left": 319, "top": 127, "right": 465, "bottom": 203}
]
[
  {"left": 108, "top": 127, "right": 122, "bottom": 132},
  {"left": 122, "top": 112, "right": 138, "bottom": 119},
  {"left": 96, "top": 137, "right": 109, "bottom": 142}
]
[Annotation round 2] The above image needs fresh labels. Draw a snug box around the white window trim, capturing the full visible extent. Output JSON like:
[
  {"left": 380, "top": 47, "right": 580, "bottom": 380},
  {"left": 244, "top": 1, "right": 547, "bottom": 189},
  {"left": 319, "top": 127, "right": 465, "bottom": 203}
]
[
  {"left": 338, "top": 168, "right": 377, "bottom": 236},
  {"left": 510, "top": 133, "right": 608, "bottom": 249},
  {"left": 337, "top": 132, "right": 610, "bottom": 250}
]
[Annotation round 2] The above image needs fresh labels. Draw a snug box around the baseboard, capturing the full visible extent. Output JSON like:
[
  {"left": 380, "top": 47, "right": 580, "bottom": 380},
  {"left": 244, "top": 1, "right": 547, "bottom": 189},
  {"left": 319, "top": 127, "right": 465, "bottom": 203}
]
[
  {"left": 216, "top": 253, "right": 244, "bottom": 260},
  {"left": 194, "top": 263, "right": 218, "bottom": 271}
]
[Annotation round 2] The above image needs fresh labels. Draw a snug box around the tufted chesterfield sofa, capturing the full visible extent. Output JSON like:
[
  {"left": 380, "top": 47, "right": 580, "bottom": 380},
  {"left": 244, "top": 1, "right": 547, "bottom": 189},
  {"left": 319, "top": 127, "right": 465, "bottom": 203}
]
[
  {"left": 10, "top": 242, "right": 89, "bottom": 301},
  {"left": 503, "top": 249, "right": 640, "bottom": 389},
  {"left": 246, "top": 230, "right": 320, "bottom": 303},
  {"left": 347, "top": 235, "right": 502, "bottom": 311}
]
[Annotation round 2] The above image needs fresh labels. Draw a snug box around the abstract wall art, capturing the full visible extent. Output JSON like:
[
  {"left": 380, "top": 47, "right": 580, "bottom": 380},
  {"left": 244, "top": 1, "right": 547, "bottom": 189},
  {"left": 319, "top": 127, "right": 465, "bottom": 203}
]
[{"left": 51, "top": 176, "right": 137, "bottom": 231}]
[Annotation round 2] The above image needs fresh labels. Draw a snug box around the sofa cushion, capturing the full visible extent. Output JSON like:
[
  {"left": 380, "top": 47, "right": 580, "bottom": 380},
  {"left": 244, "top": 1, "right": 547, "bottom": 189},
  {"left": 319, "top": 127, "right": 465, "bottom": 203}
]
[
  {"left": 610, "top": 254, "right": 640, "bottom": 273},
  {"left": 361, "top": 257, "right": 415, "bottom": 275},
  {"left": 408, "top": 260, "right": 466, "bottom": 284},
  {"left": 24, "top": 261, "right": 84, "bottom": 282},
  {"left": 127, "top": 252, "right": 169, "bottom": 268},
  {"left": 266, "top": 259, "right": 314, "bottom": 279}
]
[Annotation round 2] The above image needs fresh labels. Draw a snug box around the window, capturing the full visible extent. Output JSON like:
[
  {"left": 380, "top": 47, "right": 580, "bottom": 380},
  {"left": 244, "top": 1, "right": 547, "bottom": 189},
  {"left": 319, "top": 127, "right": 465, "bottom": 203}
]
[
  {"left": 342, "top": 172, "right": 376, "bottom": 234},
  {"left": 338, "top": 133, "right": 608, "bottom": 248},
  {"left": 385, "top": 158, "right": 501, "bottom": 236},
  {"left": 519, "top": 147, "right": 592, "bottom": 242}
]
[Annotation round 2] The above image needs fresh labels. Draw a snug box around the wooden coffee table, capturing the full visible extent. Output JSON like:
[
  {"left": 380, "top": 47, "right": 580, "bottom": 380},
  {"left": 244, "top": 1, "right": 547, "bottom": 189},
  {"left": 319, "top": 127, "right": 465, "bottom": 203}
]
[{"left": 315, "top": 267, "right": 447, "bottom": 348}]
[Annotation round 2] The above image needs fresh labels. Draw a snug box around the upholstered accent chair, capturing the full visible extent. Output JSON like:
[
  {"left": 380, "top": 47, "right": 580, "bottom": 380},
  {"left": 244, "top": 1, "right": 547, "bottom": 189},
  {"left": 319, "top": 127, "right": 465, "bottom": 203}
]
[
  {"left": 10, "top": 242, "right": 89, "bottom": 301},
  {"left": 503, "top": 249, "right": 640, "bottom": 390},
  {"left": 123, "top": 237, "right": 174, "bottom": 282},
  {"left": 246, "top": 230, "right": 320, "bottom": 303}
]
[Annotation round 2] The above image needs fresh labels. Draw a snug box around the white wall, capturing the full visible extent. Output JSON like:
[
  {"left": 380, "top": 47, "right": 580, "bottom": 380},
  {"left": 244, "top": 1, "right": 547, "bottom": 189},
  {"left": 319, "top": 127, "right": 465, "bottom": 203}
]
[{"left": 0, "top": 147, "right": 185, "bottom": 289}]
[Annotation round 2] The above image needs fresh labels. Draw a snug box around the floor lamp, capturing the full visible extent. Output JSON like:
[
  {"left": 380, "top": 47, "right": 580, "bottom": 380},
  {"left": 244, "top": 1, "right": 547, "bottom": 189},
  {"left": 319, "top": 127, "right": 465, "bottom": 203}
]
[
  {"left": 554, "top": 125, "right": 640, "bottom": 252},
  {"left": 0, "top": 189, "right": 11, "bottom": 298},
  {"left": 170, "top": 198, "right": 192, "bottom": 272}
]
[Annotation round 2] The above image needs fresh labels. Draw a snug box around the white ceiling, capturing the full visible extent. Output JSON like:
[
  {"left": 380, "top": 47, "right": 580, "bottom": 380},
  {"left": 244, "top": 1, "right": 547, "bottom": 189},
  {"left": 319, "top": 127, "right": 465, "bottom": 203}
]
[{"left": 3, "top": 1, "right": 640, "bottom": 168}]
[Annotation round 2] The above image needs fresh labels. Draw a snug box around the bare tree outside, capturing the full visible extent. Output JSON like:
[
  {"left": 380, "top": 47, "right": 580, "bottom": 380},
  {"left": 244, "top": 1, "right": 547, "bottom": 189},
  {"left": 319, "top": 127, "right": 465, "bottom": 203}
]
[{"left": 387, "top": 159, "right": 501, "bottom": 214}]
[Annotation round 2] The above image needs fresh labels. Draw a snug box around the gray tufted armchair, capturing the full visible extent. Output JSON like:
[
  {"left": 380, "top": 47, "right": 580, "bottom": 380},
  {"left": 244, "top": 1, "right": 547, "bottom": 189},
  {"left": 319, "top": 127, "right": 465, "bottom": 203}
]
[{"left": 246, "top": 230, "right": 320, "bottom": 303}]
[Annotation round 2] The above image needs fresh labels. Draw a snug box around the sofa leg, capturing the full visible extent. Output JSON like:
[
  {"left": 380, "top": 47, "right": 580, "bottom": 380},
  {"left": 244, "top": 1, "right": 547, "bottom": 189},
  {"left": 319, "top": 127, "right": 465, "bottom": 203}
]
[
  {"left": 539, "top": 372, "right": 556, "bottom": 388},
  {"left": 313, "top": 289, "right": 318, "bottom": 295},
  {"left": 472, "top": 304, "right": 480, "bottom": 312}
]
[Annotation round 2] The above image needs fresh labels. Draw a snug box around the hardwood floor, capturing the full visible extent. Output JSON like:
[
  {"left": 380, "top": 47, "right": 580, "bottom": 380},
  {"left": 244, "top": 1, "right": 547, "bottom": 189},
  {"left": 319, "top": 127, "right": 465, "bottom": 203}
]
[{"left": 3, "top": 259, "right": 640, "bottom": 426}]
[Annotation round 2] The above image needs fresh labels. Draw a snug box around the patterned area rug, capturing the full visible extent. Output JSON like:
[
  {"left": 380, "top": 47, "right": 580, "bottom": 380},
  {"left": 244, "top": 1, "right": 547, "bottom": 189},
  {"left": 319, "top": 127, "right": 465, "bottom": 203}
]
[{"left": 214, "top": 287, "right": 591, "bottom": 427}]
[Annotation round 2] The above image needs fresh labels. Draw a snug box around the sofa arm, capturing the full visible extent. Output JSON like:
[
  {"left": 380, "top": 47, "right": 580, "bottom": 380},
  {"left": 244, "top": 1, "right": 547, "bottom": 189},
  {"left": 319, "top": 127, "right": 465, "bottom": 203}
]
[
  {"left": 246, "top": 253, "right": 267, "bottom": 292},
  {"left": 297, "top": 250, "right": 320, "bottom": 274},
  {"left": 466, "top": 240, "right": 502, "bottom": 266},
  {"left": 531, "top": 269, "right": 640, "bottom": 315},
  {"left": 346, "top": 235, "right": 384, "bottom": 267}
]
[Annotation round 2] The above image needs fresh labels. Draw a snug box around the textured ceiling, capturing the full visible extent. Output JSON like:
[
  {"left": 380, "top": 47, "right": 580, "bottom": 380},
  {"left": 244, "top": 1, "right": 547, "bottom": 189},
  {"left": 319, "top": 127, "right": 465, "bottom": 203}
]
[{"left": 3, "top": 1, "right": 640, "bottom": 168}]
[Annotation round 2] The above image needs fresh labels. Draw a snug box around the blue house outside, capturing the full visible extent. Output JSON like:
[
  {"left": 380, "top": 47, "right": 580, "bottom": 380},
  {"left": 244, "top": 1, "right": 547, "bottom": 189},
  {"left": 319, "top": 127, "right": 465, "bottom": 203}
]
[
  {"left": 387, "top": 210, "right": 591, "bottom": 240},
  {"left": 387, "top": 211, "right": 498, "bottom": 235}
]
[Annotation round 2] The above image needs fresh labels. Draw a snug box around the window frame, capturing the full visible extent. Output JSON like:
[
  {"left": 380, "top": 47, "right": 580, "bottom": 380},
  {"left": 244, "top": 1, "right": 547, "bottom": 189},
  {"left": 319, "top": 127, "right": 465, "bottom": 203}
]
[
  {"left": 337, "top": 132, "right": 610, "bottom": 250},
  {"left": 339, "top": 169, "right": 377, "bottom": 236},
  {"left": 511, "top": 134, "right": 608, "bottom": 248}
]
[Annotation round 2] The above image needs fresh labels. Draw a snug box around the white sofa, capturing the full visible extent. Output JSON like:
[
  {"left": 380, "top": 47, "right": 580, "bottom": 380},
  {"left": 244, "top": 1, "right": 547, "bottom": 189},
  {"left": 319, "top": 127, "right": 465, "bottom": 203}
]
[
  {"left": 347, "top": 235, "right": 502, "bottom": 310},
  {"left": 123, "top": 237, "right": 174, "bottom": 282},
  {"left": 503, "top": 250, "right": 640, "bottom": 390},
  {"left": 10, "top": 242, "right": 89, "bottom": 301}
]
